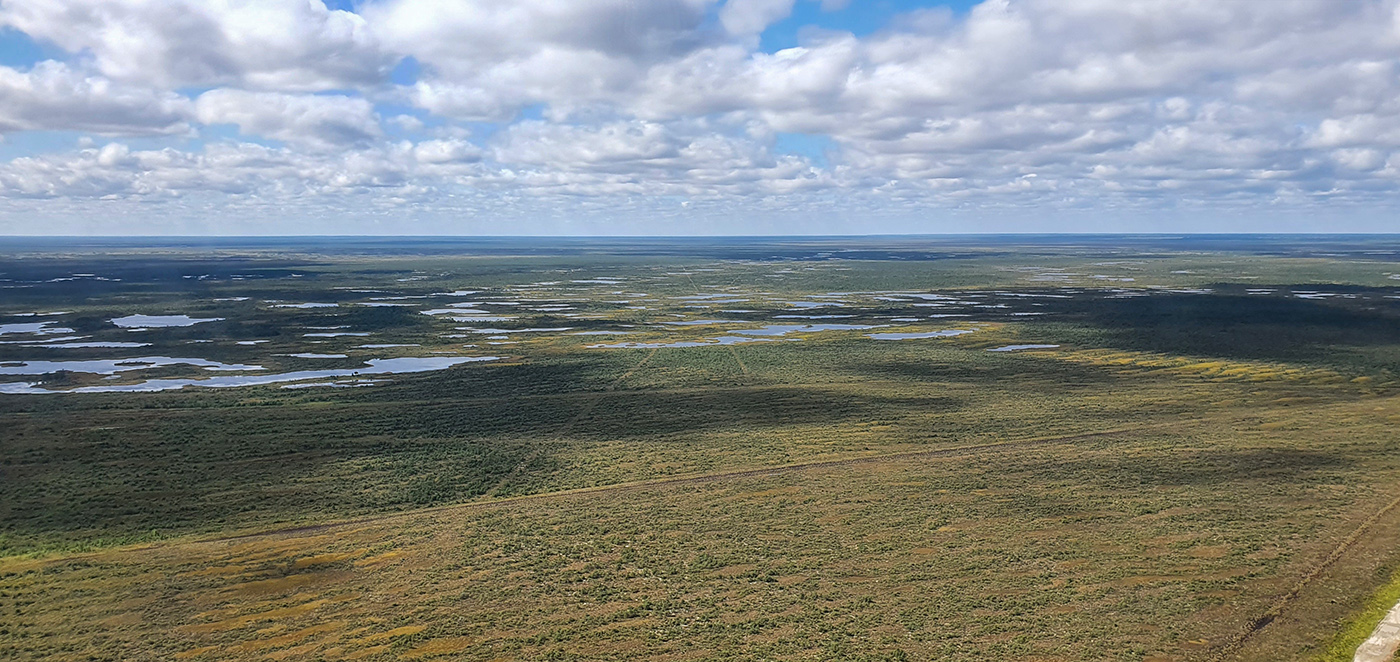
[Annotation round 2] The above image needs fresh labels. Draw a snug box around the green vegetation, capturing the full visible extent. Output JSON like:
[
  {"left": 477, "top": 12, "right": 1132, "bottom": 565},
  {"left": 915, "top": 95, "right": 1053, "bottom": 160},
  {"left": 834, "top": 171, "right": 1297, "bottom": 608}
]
[
  {"left": 1315, "top": 565, "right": 1400, "bottom": 662},
  {"left": 1, "top": 236, "right": 1399, "bottom": 660}
]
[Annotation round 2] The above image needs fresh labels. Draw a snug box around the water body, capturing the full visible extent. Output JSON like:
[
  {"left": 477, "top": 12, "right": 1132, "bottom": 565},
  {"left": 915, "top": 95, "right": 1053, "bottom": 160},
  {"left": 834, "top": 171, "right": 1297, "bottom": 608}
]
[
  {"left": 459, "top": 327, "right": 572, "bottom": 334},
  {"left": 867, "top": 330, "right": 973, "bottom": 340},
  {"left": 734, "top": 324, "right": 879, "bottom": 336},
  {"left": 421, "top": 308, "right": 491, "bottom": 315},
  {"left": 111, "top": 315, "right": 223, "bottom": 328},
  {"left": 29, "top": 342, "right": 153, "bottom": 349},
  {"left": 0, "top": 322, "right": 76, "bottom": 336},
  {"left": 273, "top": 303, "right": 339, "bottom": 308},
  {"left": 991, "top": 291, "right": 1072, "bottom": 299},
  {"left": 0, "top": 336, "right": 87, "bottom": 345},
  {"left": 0, "top": 357, "right": 264, "bottom": 376},
  {"left": 282, "top": 379, "right": 389, "bottom": 389},
  {"left": 988, "top": 344, "right": 1060, "bottom": 352},
  {"left": 304, "top": 332, "right": 371, "bottom": 338},
  {"left": 0, "top": 356, "right": 498, "bottom": 394},
  {"left": 447, "top": 316, "right": 516, "bottom": 323},
  {"left": 282, "top": 353, "right": 350, "bottom": 359}
]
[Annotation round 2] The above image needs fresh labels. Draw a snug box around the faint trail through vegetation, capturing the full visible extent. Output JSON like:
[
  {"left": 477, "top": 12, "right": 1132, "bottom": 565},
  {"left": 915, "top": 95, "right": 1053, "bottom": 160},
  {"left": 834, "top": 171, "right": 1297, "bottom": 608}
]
[
  {"left": 1212, "top": 492, "right": 1400, "bottom": 661},
  {"left": 482, "top": 348, "right": 660, "bottom": 498},
  {"left": 726, "top": 345, "right": 749, "bottom": 374},
  {"left": 199, "top": 423, "right": 1170, "bottom": 545}
]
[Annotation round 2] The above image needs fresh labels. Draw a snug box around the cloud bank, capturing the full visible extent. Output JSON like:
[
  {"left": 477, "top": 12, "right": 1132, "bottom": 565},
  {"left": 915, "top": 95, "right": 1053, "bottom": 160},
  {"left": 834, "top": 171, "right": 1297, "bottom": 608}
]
[{"left": 0, "top": 0, "right": 1398, "bottom": 233}]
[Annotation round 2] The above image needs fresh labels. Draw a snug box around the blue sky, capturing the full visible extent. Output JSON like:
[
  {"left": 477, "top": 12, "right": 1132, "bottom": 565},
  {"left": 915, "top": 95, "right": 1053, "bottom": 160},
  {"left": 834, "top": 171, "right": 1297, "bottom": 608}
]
[
  {"left": 0, "top": 0, "right": 1396, "bottom": 235},
  {"left": 759, "top": 0, "right": 981, "bottom": 51}
]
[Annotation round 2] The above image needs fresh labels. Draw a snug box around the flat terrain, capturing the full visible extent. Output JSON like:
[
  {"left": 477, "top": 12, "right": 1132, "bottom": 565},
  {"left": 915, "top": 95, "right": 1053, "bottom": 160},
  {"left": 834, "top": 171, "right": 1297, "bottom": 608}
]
[{"left": 2, "top": 236, "right": 1399, "bottom": 661}]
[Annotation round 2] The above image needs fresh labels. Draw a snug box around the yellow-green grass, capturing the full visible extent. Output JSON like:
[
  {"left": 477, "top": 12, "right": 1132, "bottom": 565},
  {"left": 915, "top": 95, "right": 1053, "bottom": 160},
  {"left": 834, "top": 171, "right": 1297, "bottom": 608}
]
[
  {"left": 1314, "top": 566, "right": 1400, "bottom": 662},
  {"left": 4, "top": 394, "right": 1400, "bottom": 661},
  {"left": 4, "top": 239, "right": 1400, "bottom": 660}
]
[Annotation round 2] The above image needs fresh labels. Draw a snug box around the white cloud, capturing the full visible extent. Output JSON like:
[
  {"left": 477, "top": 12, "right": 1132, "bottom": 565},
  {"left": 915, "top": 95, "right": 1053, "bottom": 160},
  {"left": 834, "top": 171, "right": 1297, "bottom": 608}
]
[
  {"left": 368, "top": 0, "right": 714, "bottom": 66},
  {"left": 494, "top": 120, "right": 682, "bottom": 166},
  {"left": 0, "top": 0, "right": 392, "bottom": 90},
  {"left": 413, "top": 138, "right": 482, "bottom": 165},
  {"left": 0, "top": 120, "right": 835, "bottom": 205},
  {"left": 0, "top": 141, "right": 412, "bottom": 200},
  {"left": 719, "top": 0, "right": 796, "bottom": 37},
  {"left": 388, "top": 114, "right": 425, "bottom": 133},
  {"left": 0, "top": 61, "right": 191, "bottom": 135},
  {"left": 194, "top": 90, "right": 383, "bottom": 149},
  {"left": 366, "top": 0, "right": 718, "bottom": 120},
  {"left": 3, "top": 0, "right": 1400, "bottom": 232}
]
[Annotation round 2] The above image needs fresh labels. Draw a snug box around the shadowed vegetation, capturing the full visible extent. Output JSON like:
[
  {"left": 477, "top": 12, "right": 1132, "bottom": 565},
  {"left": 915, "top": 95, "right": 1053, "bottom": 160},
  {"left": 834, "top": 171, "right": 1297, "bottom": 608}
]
[{"left": 1, "top": 236, "right": 1399, "bottom": 661}]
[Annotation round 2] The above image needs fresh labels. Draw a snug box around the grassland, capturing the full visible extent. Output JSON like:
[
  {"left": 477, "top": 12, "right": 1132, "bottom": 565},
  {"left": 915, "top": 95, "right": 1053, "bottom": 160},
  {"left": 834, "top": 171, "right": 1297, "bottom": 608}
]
[{"left": 1, "top": 236, "right": 1399, "bottom": 661}]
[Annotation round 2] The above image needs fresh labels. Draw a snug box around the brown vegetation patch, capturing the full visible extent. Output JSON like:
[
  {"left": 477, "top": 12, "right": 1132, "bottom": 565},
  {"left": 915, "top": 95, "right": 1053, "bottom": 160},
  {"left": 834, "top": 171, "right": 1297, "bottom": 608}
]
[
  {"left": 401, "top": 636, "right": 476, "bottom": 658},
  {"left": 173, "top": 646, "right": 220, "bottom": 659},
  {"left": 228, "top": 571, "right": 352, "bottom": 597},
  {"left": 354, "top": 624, "right": 426, "bottom": 644},
  {"left": 186, "top": 599, "right": 331, "bottom": 633},
  {"left": 235, "top": 621, "right": 343, "bottom": 651}
]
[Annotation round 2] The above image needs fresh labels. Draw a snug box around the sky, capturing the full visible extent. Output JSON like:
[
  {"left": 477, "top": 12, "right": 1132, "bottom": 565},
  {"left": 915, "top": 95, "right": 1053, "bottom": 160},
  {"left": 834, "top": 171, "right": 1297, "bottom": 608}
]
[{"left": 0, "top": 0, "right": 1399, "bottom": 235}]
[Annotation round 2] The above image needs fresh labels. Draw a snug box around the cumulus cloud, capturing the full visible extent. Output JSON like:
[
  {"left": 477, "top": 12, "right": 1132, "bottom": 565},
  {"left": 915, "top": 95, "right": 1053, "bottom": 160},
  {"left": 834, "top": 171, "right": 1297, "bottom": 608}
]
[
  {"left": 0, "top": 119, "right": 832, "bottom": 207},
  {"left": 0, "top": 140, "right": 421, "bottom": 200},
  {"left": 0, "top": 61, "right": 191, "bottom": 135},
  {"left": 4, "top": 0, "right": 1400, "bottom": 231},
  {"left": 366, "top": 0, "right": 718, "bottom": 120},
  {"left": 194, "top": 90, "right": 383, "bottom": 149},
  {"left": 368, "top": 0, "right": 714, "bottom": 64},
  {"left": 412, "top": 138, "right": 483, "bottom": 165},
  {"left": 495, "top": 120, "right": 683, "bottom": 167},
  {"left": 492, "top": 119, "right": 832, "bottom": 197},
  {"left": 0, "top": 0, "right": 393, "bottom": 90},
  {"left": 617, "top": 0, "right": 1400, "bottom": 207},
  {"left": 719, "top": 0, "right": 797, "bottom": 37}
]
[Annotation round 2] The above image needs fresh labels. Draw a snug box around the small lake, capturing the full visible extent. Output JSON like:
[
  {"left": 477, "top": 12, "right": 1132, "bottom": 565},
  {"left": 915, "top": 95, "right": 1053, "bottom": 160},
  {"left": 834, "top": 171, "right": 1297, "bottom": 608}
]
[
  {"left": 867, "top": 330, "right": 973, "bottom": 340},
  {"left": 0, "top": 356, "right": 498, "bottom": 394},
  {"left": 111, "top": 315, "right": 223, "bottom": 328},
  {"left": 734, "top": 324, "right": 879, "bottom": 336},
  {"left": 589, "top": 336, "right": 787, "bottom": 349},
  {"left": 0, "top": 356, "right": 264, "bottom": 376},
  {"left": 0, "top": 322, "right": 75, "bottom": 336}
]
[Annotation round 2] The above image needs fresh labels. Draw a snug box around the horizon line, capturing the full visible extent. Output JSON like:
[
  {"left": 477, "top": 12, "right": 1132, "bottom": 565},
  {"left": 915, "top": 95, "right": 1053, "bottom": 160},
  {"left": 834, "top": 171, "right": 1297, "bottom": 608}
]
[{"left": 3, "top": 232, "right": 1400, "bottom": 240}]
